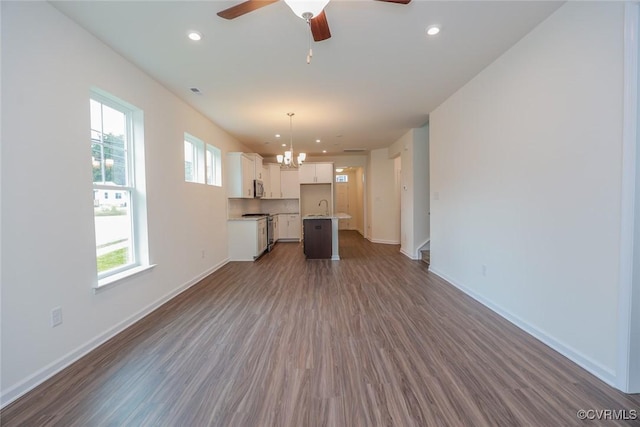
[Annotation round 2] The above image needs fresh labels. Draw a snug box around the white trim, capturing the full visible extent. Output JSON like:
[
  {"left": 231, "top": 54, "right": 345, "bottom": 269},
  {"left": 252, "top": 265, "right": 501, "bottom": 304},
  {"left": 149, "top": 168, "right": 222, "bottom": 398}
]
[
  {"left": 617, "top": 1, "right": 640, "bottom": 394},
  {"left": 94, "top": 264, "right": 156, "bottom": 291},
  {"left": 0, "top": 259, "right": 229, "bottom": 409},
  {"left": 368, "top": 238, "right": 400, "bottom": 245},
  {"left": 429, "top": 268, "right": 617, "bottom": 387},
  {"left": 400, "top": 248, "right": 419, "bottom": 260}
]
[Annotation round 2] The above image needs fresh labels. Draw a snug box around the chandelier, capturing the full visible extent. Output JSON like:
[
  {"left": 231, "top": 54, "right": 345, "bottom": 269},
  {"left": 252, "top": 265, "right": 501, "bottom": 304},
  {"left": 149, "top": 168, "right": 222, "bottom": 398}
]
[{"left": 277, "top": 112, "right": 306, "bottom": 167}]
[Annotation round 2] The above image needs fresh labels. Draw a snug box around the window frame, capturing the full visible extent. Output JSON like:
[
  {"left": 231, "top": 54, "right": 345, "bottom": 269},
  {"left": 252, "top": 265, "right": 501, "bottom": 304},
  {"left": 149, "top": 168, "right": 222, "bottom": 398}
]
[
  {"left": 91, "top": 89, "right": 150, "bottom": 287},
  {"left": 206, "top": 143, "right": 222, "bottom": 187},
  {"left": 184, "top": 133, "right": 205, "bottom": 184}
]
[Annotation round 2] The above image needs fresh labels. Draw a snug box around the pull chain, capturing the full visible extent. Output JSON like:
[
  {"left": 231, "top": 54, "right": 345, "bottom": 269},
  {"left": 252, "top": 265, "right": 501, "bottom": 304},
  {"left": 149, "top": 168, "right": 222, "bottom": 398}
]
[{"left": 306, "top": 19, "right": 313, "bottom": 64}]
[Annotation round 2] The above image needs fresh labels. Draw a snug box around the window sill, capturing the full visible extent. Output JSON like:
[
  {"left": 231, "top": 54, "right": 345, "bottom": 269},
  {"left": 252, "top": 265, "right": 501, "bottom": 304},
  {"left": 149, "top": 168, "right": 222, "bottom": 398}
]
[{"left": 94, "top": 264, "right": 157, "bottom": 293}]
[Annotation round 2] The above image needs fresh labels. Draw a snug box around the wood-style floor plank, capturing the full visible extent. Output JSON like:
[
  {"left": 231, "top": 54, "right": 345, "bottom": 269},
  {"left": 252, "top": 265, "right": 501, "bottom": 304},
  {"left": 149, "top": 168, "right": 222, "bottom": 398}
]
[{"left": 2, "top": 231, "right": 639, "bottom": 426}]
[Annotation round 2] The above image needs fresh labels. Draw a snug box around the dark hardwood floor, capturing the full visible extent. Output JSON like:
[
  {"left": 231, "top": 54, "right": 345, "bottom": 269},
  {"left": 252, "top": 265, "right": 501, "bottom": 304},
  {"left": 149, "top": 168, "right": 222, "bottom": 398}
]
[{"left": 2, "top": 231, "right": 639, "bottom": 426}]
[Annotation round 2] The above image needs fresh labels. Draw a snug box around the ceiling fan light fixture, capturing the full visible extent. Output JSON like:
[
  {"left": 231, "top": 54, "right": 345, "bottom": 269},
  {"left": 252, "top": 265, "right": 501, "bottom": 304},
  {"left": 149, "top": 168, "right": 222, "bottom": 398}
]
[{"left": 284, "top": 0, "right": 330, "bottom": 20}]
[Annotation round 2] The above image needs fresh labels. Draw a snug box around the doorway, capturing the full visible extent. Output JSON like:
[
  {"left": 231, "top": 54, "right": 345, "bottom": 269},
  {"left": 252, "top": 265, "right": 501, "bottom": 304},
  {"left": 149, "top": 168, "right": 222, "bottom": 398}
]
[{"left": 334, "top": 167, "right": 364, "bottom": 234}]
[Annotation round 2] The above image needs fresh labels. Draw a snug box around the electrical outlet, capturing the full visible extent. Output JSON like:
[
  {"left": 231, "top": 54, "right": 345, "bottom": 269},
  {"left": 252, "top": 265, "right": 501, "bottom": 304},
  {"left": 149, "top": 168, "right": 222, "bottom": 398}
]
[
  {"left": 201, "top": 250, "right": 205, "bottom": 259},
  {"left": 51, "top": 307, "right": 62, "bottom": 327},
  {"left": 481, "top": 264, "right": 488, "bottom": 277}
]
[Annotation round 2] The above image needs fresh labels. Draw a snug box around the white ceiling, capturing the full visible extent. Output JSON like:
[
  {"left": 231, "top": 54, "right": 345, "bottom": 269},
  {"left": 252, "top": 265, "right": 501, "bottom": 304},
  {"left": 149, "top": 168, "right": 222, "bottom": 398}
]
[{"left": 51, "top": 0, "right": 562, "bottom": 158}]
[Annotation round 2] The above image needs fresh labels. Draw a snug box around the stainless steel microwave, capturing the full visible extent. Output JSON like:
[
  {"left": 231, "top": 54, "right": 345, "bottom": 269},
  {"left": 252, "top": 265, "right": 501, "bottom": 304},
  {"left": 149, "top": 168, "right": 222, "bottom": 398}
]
[{"left": 253, "top": 179, "right": 264, "bottom": 198}]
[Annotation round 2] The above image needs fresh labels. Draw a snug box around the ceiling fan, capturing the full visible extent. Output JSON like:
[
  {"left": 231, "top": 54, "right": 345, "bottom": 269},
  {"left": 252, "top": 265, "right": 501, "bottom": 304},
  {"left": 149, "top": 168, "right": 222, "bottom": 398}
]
[{"left": 217, "top": 0, "right": 411, "bottom": 42}]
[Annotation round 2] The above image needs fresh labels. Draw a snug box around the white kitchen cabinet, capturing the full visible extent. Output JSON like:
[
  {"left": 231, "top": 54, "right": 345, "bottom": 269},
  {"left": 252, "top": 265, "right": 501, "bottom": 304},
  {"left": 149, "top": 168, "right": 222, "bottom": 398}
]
[
  {"left": 228, "top": 218, "right": 267, "bottom": 260},
  {"left": 268, "top": 164, "right": 282, "bottom": 198},
  {"left": 262, "top": 165, "right": 271, "bottom": 199},
  {"left": 299, "top": 163, "right": 334, "bottom": 184},
  {"left": 278, "top": 214, "right": 301, "bottom": 241},
  {"left": 227, "top": 152, "right": 255, "bottom": 198},
  {"left": 248, "top": 153, "right": 264, "bottom": 180},
  {"left": 280, "top": 169, "right": 300, "bottom": 199},
  {"left": 273, "top": 214, "right": 280, "bottom": 241}
]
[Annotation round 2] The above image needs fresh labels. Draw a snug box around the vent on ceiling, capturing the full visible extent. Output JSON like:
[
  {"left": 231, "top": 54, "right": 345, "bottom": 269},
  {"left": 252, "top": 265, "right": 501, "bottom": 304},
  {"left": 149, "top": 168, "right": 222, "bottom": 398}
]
[
  {"left": 190, "top": 87, "right": 202, "bottom": 95},
  {"left": 343, "top": 148, "right": 366, "bottom": 153}
]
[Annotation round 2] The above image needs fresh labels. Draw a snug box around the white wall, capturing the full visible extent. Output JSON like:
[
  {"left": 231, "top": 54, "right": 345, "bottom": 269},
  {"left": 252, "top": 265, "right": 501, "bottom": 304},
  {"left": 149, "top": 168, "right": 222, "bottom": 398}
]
[
  {"left": 368, "top": 149, "right": 400, "bottom": 244},
  {"left": 355, "top": 167, "right": 365, "bottom": 235},
  {"left": 389, "top": 126, "right": 430, "bottom": 259},
  {"left": 430, "top": 2, "right": 624, "bottom": 384},
  {"left": 300, "top": 184, "right": 332, "bottom": 217},
  {"left": 1, "top": 1, "right": 249, "bottom": 405},
  {"left": 413, "top": 125, "right": 430, "bottom": 255},
  {"left": 627, "top": 1, "right": 640, "bottom": 392}
]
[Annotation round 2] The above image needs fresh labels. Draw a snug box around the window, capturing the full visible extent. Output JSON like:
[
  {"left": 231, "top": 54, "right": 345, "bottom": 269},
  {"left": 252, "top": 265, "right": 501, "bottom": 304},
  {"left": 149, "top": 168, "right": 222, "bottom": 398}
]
[
  {"left": 336, "top": 175, "right": 349, "bottom": 183},
  {"left": 184, "top": 134, "right": 204, "bottom": 183},
  {"left": 184, "top": 133, "right": 221, "bottom": 187},
  {"left": 206, "top": 143, "right": 222, "bottom": 186},
  {"left": 91, "top": 89, "right": 148, "bottom": 285}
]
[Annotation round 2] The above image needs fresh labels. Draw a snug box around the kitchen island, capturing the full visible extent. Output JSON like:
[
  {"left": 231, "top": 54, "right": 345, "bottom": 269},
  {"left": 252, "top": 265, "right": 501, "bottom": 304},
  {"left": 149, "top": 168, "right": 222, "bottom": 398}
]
[{"left": 302, "top": 213, "right": 351, "bottom": 260}]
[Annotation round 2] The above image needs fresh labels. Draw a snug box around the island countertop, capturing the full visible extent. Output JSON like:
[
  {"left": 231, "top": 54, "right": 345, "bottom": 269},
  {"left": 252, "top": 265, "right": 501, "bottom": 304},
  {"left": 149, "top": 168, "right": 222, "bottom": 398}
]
[{"left": 303, "top": 213, "right": 352, "bottom": 220}]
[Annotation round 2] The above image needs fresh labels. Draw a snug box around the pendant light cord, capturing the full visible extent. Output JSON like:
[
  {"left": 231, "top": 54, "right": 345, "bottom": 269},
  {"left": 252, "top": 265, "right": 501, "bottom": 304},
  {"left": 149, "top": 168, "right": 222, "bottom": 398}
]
[{"left": 288, "top": 112, "right": 296, "bottom": 167}]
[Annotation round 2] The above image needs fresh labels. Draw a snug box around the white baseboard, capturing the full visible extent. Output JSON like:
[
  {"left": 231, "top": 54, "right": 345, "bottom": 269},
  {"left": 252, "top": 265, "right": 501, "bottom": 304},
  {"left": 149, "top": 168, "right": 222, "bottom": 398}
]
[
  {"left": 369, "top": 238, "right": 400, "bottom": 245},
  {"left": 400, "top": 248, "right": 419, "bottom": 260},
  {"left": 0, "top": 258, "right": 229, "bottom": 409},
  {"left": 429, "top": 267, "right": 617, "bottom": 388}
]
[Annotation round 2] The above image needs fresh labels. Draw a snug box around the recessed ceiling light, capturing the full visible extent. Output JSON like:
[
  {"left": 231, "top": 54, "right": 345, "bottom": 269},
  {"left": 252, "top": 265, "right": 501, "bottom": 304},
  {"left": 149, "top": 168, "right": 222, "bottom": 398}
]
[
  {"left": 275, "top": 134, "right": 281, "bottom": 138},
  {"left": 426, "top": 25, "right": 440, "bottom": 36},
  {"left": 316, "top": 139, "right": 321, "bottom": 143},
  {"left": 335, "top": 168, "right": 344, "bottom": 173},
  {"left": 188, "top": 31, "right": 202, "bottom": 41},
  {"left": 322, "top": 150, "right": 327, "bottom": 153},
  {"left": 282, "top": 143, "right": 287, "bottom": 147}
]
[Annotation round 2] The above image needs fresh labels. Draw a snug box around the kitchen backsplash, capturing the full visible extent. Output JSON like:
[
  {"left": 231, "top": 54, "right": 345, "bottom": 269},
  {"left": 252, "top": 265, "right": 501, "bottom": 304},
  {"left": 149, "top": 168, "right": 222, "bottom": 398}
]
[{"left": 228, "top": 198, "right": 299, "bottom": 218}]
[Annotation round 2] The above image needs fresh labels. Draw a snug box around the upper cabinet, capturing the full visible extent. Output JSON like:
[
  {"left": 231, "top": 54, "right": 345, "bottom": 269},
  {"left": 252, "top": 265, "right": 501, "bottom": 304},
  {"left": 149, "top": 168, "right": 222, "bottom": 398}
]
[
  {"left": 262, "top": 165, "right": 271, "bottom": 198},
  {"left": 227, "top": 152, "right": 255, "bottom": 198},
  {"left": 281, "top": 169, "right": 300, "bottom": 199},
  {"left": 299, "top": 163, "right": 334, "bottom": 184},
  {"left": 267, "top": 164, "right": 282, "bottom": 199},
  {"left": 247, "top": 153, "right": 263, "bottom": 180}
]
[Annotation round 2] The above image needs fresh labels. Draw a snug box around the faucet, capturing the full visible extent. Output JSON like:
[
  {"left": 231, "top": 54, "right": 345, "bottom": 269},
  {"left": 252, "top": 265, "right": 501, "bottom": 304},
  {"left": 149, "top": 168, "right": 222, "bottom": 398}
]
[{"left": 318, "top": 199, "right": 329, "bottom": 216}]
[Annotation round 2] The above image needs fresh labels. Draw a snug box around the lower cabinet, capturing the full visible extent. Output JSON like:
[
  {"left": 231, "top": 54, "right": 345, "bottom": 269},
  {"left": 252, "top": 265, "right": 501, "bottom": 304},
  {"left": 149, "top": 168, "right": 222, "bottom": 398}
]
[
  {"left": 228, "top": 218, "right": 267, "bottom": 261},
  {"left": 273, "top": 214, "right": 279, "bottom": 242},
  {"left": 303, "top": 219, "right": 332, "bottom": 259},
  {"left": 278, "top": 214, "right": 301, "bottom": 241}
]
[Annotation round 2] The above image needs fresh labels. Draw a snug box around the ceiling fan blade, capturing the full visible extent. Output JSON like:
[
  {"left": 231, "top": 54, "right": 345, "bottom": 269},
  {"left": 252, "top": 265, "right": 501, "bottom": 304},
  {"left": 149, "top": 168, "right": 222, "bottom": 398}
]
[
  {"left": 217, "top": 0, "right": 279, "bottom": 20},
  {"left": 376, "top": 0, "right": 412, "bottom": 4},
  {"left": 310, "top": 10, "right": 331, "bottom": 42}
]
